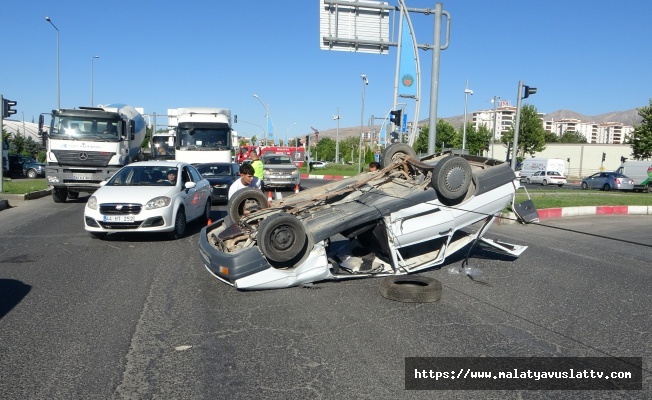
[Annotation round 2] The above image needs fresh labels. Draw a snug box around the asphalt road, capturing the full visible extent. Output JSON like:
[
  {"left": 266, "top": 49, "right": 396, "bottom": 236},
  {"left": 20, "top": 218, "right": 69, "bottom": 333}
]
[{"left": 0, "top": 188, "right": 650, "bottom": 399}]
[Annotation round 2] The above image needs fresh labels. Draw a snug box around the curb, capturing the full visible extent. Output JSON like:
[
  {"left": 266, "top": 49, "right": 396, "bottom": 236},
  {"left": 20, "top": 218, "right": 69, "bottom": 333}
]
[
  {"left": 0, "top": 189, "right": 52, "bottom": 210},
  {"left": 499, "top": 205, "right": 652, "bottom": 225}
]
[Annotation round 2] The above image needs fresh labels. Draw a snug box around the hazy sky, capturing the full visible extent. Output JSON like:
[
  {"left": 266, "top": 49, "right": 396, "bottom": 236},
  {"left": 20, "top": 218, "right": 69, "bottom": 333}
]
[{"left": 2, "top": 0, "right": 650, "bottom": 140}]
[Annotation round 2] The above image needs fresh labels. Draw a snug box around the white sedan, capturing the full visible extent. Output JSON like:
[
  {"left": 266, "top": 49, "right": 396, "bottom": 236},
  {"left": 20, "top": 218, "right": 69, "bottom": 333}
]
[
  {"left": 84, "top": 161, "right": 212, "bottom": 239},
  {"left": 526, "top": 170, "right": 567, "bottom": 186}
]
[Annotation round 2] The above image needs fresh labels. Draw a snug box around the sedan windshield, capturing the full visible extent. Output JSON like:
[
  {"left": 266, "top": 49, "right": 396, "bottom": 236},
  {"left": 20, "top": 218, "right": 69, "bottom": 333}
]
[{"left": 107, "top": 166, "right": 179, "bottom": 186}]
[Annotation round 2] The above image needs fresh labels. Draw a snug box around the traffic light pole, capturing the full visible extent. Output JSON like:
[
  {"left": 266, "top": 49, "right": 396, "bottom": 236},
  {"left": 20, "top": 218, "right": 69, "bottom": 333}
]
[{"left": 511, "top": 81, "right": 524, "bottom": 170}]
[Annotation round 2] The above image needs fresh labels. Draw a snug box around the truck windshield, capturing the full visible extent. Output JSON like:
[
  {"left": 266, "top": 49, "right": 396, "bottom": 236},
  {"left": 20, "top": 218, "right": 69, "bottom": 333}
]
[
  {"left": 151, "top": 136, "right": 175, "bottom": 158},
  {"left": 177, "top": 127, "right": 230, "bottom": 151},
  {"left": 51, "top": 116, "right": 121, "bottom": 141}
]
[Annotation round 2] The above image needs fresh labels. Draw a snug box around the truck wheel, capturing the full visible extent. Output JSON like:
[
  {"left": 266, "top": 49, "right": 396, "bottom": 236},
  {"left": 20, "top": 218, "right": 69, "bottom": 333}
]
[
  {"left": 26, "top": 169, "right": 37, "bottom": 179},
  {"left": 228, "top": 188, "right": 269, "bottom": 223},
  {"left": 379, "top": 276, "right": 442, "bottom": 303},
  {"left": 67, "top": 191, "right": 79, "bottom": 200},
  {"left": 257, "top": 213, "right": 307, "bottom": 265},
  {"left": 380, "top": 143, "right": 416, "bottom": 168},
  {"left": 431, "top": 155, "right": 472, "bottom": 203},
  {"left": 52, "top": 188, "right": 68, "bottom": 203},
  {"left": 167, "top": 208, "right": 186, "bottom": 239}
]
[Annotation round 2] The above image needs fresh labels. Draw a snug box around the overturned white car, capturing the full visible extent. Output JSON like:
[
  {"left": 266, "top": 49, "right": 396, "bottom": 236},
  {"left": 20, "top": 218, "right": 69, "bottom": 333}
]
[{"left": 198, "top": 144, "right": 538, "bottom": 290}]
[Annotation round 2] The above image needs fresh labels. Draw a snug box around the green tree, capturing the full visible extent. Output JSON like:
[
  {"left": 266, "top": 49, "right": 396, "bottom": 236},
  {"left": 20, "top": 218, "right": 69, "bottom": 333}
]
[
  {"left": 414, "top": 119, "right": 459, "bottom": 154},
  {"left": 464, "top": 123, "right": 492, "bottom": 156},
  {"left": 339, "top": 136, "right": 360, "bottom": 164},
  {"left": 544, "top": 131, "right": 559, "bottom": 143},
  {"left": 559, "top": 130, "right": 587, "bottom": 143},
  {"left": 501, "top": 104, "right": 547, "bottom": 159},
  {"left": 630, "top": 99, "right": 652, "bottom": 160},
  {"left": 315, "top": 137, "right": 336, "bottom": 161}
]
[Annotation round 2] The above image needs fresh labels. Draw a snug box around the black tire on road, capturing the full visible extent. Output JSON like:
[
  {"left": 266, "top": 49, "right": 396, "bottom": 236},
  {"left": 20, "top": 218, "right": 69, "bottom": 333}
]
[
  {"left": 581, "top": 182, "right": 588, "bottom": 190},
  {"left": 603, "top": 184, "right": 611, "bottom": 191},
  {"left": 526, "top": 178, "right": 531, "bottom": 184},
  {"left": 167, "top": 208, "right": 186, "bottom": 240},
  {"left": 431, "top": 155, "right": 472, "bottom": 202},
  {"left": 52, "top": 188, "right": 68, "bottom": 203},
  {"left": 542, "top": 179, "right": 548, "bottom": 186},
  {"left": 380, "top": 143, "right": 417, "bottom": 169},
  {"left": 26, "top": 169, "right": 37, "bottom": 179},
  {"left": 379, "top": 276, "right": 442, "bottom": 303},
  {"left": 257, "top": 213, "right": 307, "bottom": 264},
  {"left": 202, "top": 200, "right": 211, "bottom": 224},
  {"left": 227, "top": 187, "right": 268, "bottom": 223},
  {"left": 647, "top": 184, "right": 652, "bottom": 193}
]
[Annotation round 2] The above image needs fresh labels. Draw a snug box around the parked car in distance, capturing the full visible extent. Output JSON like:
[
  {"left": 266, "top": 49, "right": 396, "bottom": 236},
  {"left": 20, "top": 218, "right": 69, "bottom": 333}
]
[
  {"left": 310, "top": 161, "right": 327, "bottom": 169},
  {"left": 526, "top": 170, "right": 567, "bottom": 186},
  {"left": 261, "top": 154, "right": 301, "bottom": 189},
  {"left": 7, "top": 154, "right": 46, "bottom": 178},
  {"left": 195, "top": 162, "right": 240, "bottom": 204},
  {"left": 84, "top": 161, "right": 212, "bottom": 240},
  {"left": 581, "top": 172, "right": 634, "bottom": 191}
]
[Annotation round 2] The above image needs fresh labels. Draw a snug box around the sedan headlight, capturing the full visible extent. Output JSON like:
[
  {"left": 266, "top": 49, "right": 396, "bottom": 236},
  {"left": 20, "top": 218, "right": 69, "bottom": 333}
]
[
  {"left": 87, "top": 196, "right": 98, "bottom": 210},
  {"left": 145, "top": 196, "right": 171, "bottom": 210}
]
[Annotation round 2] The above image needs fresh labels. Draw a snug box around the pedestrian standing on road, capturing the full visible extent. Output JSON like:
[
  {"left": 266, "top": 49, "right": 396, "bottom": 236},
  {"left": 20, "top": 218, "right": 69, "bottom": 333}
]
[
  {"left": 228, "top": 163, "right": 262, "bottom": 199},
  {"left": 250, "top": 151, "right": 264, "bottom": 181},
  {"left": 369, "top": 161, "right": 381, "bottom": 172}
]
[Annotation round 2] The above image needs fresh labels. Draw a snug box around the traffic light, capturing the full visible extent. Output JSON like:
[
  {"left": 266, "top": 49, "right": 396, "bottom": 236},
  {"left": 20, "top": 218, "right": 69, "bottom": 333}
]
[
  {"left": 523, "top": 86, "right": 537, "bottom": 99},
  {"left": 305, "top": 135, "right": 310, "bottom": 147},
  {"left": 2, "top": 98, "right": 17, "bottom": 118},
  {"left": 602, "top": 152, "right": 606, "bottom": 162},
  {"left": 390, "top": 109, "right": 402, "bottom": 126}
]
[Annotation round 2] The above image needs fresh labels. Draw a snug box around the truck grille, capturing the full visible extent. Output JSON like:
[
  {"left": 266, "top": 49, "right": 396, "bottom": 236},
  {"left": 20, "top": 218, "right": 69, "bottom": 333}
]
[
  {"left": 99, "top": 203, "right": 142, "bottom": 215},
  {"left": 52, "top": 150, "right": 114, "bottom": 167}
]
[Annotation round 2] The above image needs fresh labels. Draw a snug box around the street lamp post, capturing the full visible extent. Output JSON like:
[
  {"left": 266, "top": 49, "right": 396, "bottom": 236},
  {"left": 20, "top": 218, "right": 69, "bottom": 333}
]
[
  {"left": 358, "top": 75, "right": 368, "bottom": 173},
  {"left": 333, "top": 109, "right": 340, "bottom": 163},
  {"left": 252, "top": 94, "right": 271, "bottom": 145},
  {"left": 285, "top": 122, "right": 296, "bottom": 146},
  {"left": 91, "top": 56, "right": 99, "bottom": 106},
  {"left": 491, "top": 96, "right": 500, "bottom": 159},
  {"left": 45, "top": 16, "right": 60, "bottom": 109},
  {"left": 462, "top": 80, "right": 473, "bottom": 150}
]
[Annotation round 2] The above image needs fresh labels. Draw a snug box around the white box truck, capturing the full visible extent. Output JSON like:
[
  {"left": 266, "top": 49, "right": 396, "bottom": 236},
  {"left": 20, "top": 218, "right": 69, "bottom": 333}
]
[
  {"left": 616, "top": 160, "right": 652, "bottom": 192},
  {"left": 169, "top": 107, "right": 237, "bottom": 164},
  {"left": 519, "top": 158, "right": 565, "bottom": 181}
]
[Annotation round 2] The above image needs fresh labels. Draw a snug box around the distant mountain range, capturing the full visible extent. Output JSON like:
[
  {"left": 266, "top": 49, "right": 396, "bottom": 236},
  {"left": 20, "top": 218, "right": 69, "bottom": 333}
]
[{"left": 315, "top": 108, "right": 644, "bottom": 142}]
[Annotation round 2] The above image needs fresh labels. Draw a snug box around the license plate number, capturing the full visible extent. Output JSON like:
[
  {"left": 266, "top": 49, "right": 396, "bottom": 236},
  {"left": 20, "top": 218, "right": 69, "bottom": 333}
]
[
  {"left": 103, "top": 215, "right": 135, "bottom": 222},
  {"left": 72, "top": 173, "right": 93, "bottom": 180}
]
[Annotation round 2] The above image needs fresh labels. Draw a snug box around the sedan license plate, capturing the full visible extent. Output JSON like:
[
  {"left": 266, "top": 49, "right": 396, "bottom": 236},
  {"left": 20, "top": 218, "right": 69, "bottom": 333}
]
[
  {"left": 72, "top": 173, "right": 93, "bottom": 180},
  {"left": 103, "top": 215, "right": 135, "bottom": 222}
]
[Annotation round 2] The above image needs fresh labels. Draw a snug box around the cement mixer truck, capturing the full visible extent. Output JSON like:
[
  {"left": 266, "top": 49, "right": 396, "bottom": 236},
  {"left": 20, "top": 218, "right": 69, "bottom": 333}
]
[{"left": 39, "top": 104, "right": 147, "bottom": 202}]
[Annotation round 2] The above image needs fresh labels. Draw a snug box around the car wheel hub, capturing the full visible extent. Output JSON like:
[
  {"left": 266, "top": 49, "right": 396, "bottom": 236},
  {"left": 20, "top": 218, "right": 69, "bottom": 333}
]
[
  {"left": 445, "top": 166, "right": 466, "bottom": 191},
  {"left": 271, "top": 226, "right": 295, "bottom": 251}
]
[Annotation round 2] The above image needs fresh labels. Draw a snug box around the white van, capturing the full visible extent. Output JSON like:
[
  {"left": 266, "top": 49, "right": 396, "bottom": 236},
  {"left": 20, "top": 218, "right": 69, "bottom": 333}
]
[
  {"left": 518, "top": 158, "right": 565, "bottom": 181},
  {"left": 616, "top": 160, "right": 652, "bottom": 192}
]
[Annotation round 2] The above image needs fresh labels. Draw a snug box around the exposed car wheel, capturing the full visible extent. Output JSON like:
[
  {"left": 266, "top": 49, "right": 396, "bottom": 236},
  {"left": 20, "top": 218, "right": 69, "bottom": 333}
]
[
  {"left": 167, "top": 208, "right": 187, "bottom": 239},
  {"left": 228, "top": 187, "right": 269, "bottom": 223},
  {"left": 526, "top": 178, "right": 531, "bottom": 184},
  {"left": 431, "top": 156, "right": 472, "bottom": 202},
  {"left": 380, "top": 143, "right": 417, "bottom": 168},
  {"left": 257, "top": 213, "right": 307, "bottom": 264},
  {"left": 89, "top": 232, "right": 107, "bottom": 239},
  {"left": 379, "top": 276, "right": 442, "bottom": 303},
  {"left": 202, "top": 200, "right": 211, "bottom": 224},
  {"left": 52, "top": 188, "right": 68, "bottom": 203},
  {"left": 67, "top": 191, "right": 79, "bottom": 200},
  {"left": 603, "top": 184, "right": 611, "bottom": 191},
  {"left": 581, "top": 182, "right": 588, "bottom": 190},
  {"left": 542, "top": 179, "right": 548, "bottom": 186},
  {"left": 26, "top": 169, "right": 37, "bottom": 179}
]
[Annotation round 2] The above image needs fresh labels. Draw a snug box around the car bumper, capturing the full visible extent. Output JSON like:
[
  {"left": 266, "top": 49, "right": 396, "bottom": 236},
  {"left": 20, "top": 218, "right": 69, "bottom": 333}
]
[
  {"left": 210, "top": 187, "right": 229, "bottom": 203},
  {"left": 83, "top": 205, "right": 176, "bottom": 233},
  {"left": 199, "top": 221, "right": 331, "bottom": 290},
  {"left": 263, "top": 176, "right": 301, "bottom": 188}
]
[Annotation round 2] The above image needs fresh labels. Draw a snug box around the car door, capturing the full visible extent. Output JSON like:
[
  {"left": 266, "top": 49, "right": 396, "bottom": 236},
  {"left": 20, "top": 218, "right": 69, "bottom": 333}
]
[
  {"left": 587, "top": 173, "right": 599, "bottom": 189},
  {"left": 529, "top": 171, "right": 541, "bottom": 184},
  {"left": 179, "top": 166, "right": 200, "bottom": 220},
  {"left": 188, "top": 165, "right": 209, "bottom": 218}
]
